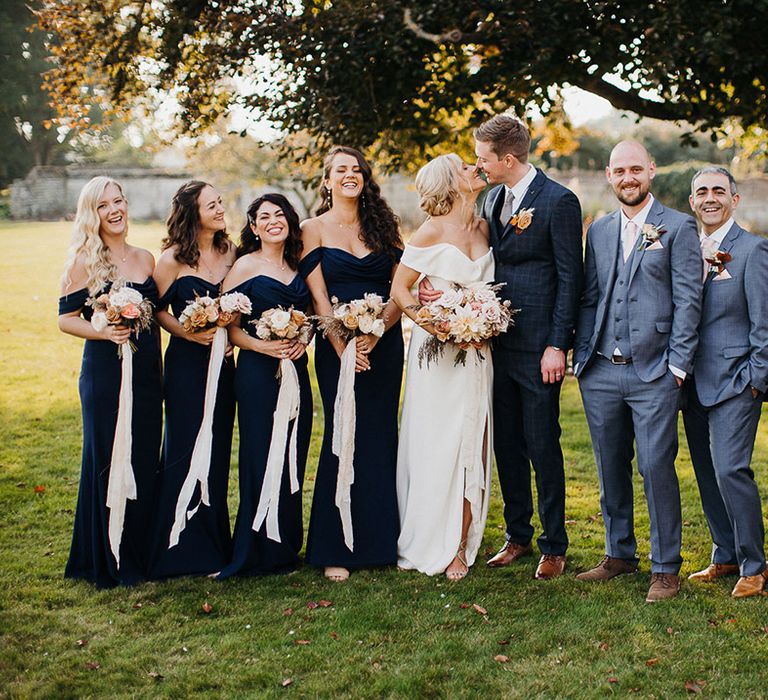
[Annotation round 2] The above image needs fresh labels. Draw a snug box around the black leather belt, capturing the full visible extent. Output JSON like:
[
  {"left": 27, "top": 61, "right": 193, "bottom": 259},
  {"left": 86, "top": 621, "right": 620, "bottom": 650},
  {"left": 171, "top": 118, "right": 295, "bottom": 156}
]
[{"left": 599, "top": 353, "right": 633, "bottom": 365}]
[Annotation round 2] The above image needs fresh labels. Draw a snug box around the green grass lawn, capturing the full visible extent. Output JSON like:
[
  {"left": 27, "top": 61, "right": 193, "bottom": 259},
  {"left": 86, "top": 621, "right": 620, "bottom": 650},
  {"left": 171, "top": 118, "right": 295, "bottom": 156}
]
[{"left": 1, "top": 221, "right": 767, "bottom": 698}]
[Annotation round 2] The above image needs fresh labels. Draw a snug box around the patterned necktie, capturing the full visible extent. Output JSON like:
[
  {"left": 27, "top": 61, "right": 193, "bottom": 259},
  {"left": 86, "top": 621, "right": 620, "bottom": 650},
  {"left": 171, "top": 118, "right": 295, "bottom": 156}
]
[
  {"left": 500, "top": 189, "right": 516, "bottom": 226},
  {"left": 622, "top": 221, "right": 639, "bottom": 262}
]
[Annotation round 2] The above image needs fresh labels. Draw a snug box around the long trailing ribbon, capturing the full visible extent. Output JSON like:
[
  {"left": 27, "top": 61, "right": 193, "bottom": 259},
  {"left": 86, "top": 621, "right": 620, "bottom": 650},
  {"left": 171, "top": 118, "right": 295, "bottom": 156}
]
[
  {"left": 106, "top": 342, "right": 136, "bottom": 567},
  {"left": 333, "top": 340, "right": 357, "bottom": 551},
  {"left": 168, "top": 326, "right": 228, "bottom": 548},
  {"left": 252, "top": 358, "right": 302, "bottom": 542}
]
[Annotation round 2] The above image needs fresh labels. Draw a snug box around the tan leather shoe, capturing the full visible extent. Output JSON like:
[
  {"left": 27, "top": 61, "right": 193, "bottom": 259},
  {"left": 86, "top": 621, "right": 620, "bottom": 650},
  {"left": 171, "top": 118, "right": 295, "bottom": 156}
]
[
  {"left": 646, "top": 573, "right": 680, "bottom": 602},
  {"left": 486, "top": 541, "right": 533, "bottom": 568},
  {"left": 731, "top": 569, "right": 768, "bottom": 598},
  {"left": 688, "top": 563, "right": 740, "bottom": 582},
  {"left": 575, "top": 555, "right": 638, "bottom": 581},
  {"left": 535, "top": 554, "right": 566, "bottom": 580}
]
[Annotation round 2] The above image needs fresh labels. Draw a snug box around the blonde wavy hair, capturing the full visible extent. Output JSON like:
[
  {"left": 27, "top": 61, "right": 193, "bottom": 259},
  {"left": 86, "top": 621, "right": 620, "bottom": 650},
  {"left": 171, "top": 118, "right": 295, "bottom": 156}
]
[
  {"left": 415, "top": 154, "right": 464, "bottom": 217},
  {"left": 62, "top": 176, "right": 125, "bottom": 295}
]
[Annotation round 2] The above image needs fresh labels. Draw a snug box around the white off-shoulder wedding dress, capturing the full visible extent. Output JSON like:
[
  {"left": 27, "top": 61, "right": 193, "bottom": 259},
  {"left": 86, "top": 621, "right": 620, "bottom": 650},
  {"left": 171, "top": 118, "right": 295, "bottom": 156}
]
[{"left": 396, "top": 242, "right": 494, "bottom": 575}]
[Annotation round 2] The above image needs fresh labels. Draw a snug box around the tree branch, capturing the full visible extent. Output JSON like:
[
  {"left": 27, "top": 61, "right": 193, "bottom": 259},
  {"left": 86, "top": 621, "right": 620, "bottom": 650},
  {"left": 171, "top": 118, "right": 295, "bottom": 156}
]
[
  {"left": 578, "top": 75, "right": 689, "bottom": 122},
  {"left": 403, "top": 8, "right": 488, "bottom": 43}
]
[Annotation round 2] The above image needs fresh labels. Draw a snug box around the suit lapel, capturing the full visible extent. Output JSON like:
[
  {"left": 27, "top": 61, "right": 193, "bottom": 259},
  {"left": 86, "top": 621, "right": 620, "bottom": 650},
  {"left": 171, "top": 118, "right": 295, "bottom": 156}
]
[
  {"left": 627, "top": 197, "right": 664, "bottom": 286},
  {"left": 485, "top": 186, "right": 505, "bottom": 244},
  {"left": 603, "top": 210, "right": 622, "bottom": 293},
  {"left": 500, "top": 168, "right": 547, "bottom": 239},
  {"left": 704, "top": 221, "right": 741, "bottom": 291}
]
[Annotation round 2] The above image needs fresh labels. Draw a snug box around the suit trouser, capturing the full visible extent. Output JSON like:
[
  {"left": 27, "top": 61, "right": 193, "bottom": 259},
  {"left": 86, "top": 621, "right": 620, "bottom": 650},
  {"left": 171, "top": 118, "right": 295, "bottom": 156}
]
[
  {"left": 579, "top": 358, "right": 682, "bottom": 574},
  {"left": 682, "top": 379, "right": 765, "bottom": 576},
  {"left": 493, "top": 349, "right": 568, "bottom": 555}
]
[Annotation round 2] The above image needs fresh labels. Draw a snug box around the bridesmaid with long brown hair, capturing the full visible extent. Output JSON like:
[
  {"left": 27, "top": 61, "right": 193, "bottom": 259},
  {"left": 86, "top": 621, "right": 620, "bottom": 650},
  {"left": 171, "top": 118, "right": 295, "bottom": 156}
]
[
  {"left": 147, "top": 180, "right": 237, "bottom": 579},
  {"left": 299, "top": 146, "right": 404, "bottom": 582}
]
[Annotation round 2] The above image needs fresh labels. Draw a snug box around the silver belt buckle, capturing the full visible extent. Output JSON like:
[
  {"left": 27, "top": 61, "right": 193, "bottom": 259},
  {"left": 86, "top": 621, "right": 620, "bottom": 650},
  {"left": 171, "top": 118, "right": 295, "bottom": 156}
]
[{"left": 610, "top": 354, "right": 630, "bottom": 365}]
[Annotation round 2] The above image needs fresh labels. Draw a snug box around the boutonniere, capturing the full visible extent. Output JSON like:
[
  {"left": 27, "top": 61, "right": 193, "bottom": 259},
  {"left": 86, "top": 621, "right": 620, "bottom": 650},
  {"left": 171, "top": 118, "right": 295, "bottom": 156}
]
[
  {"left": 509, "top": 207, "right": 535, "bottom": 235},
  {"left": 637, "top": 223, "right": 666, "bottom": 250},
  {"left": 705, "top": 250, "right": 732, "bottom": 275}
]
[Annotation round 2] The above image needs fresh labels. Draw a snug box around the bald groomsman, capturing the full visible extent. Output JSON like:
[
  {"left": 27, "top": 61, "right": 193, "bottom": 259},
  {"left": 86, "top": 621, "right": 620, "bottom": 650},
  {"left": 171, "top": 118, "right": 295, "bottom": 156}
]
[
  {"left": 573, "top": 141, "right": 702, "bottom": 602},
  {"left": 683, "top": 166, "right": 768, "bottom": 598}
]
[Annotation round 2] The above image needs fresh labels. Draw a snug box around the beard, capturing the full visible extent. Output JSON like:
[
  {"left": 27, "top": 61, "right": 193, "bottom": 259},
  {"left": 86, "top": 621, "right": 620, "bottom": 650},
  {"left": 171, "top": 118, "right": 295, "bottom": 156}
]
[{"left": 615, "top": 181, "right": 649, "bottom": 207}]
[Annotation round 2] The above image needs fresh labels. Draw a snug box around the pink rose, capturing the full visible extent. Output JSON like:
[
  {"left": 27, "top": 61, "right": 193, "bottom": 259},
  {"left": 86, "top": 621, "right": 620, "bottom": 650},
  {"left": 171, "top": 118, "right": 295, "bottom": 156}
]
[{"left": 121, "top": 303, "right": 140, "bottom": 319}]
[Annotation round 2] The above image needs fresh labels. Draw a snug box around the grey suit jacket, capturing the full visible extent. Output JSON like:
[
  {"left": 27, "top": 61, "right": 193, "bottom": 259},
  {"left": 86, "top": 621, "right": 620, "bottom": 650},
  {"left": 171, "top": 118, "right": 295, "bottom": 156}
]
[
  {"left": 573, "top": 198, "right": 702, "bottom": 382},
  {"left": 692, "top": 222, "right": 768, "bottom": 406}
]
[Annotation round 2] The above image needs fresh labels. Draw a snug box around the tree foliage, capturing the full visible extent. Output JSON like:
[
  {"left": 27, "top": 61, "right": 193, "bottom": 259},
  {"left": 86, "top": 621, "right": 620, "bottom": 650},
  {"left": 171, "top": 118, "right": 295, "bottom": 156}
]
[{"left": 38, "top": 1, "right": 768, "bottom": 165}]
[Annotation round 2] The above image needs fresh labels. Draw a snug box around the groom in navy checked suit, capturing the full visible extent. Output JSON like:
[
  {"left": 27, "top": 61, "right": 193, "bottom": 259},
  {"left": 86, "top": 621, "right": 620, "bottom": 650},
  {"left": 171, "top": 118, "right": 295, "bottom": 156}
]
[
  {"left": 476, "top": 115, "right": 584, "bottom": 580},
  {"left": 573, "top": 140, "right": 702, "bottom": 602},
  {"left": 683, "top": 167, "right": 768, "bottom": 598}
]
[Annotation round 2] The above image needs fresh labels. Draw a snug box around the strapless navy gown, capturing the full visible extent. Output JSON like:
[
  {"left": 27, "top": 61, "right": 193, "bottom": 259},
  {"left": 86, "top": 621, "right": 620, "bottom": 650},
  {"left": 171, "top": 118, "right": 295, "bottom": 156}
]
[
  {"left": 148, "top": 276, "right": 235, "bottom": 579},
  {"left": 59, "top": 278, "right": 162, "bottom": 588},
  {"left": 299, "top": 247, "right": 403, "bottom": 569},
  {"left": 218, "top": 274, "right": 313, "bottom": 577}
]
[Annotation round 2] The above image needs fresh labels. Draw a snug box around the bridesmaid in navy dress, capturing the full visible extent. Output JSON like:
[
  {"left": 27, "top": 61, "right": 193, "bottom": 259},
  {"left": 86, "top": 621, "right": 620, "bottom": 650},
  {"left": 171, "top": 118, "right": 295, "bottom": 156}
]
[
  {"left": 218, "top": 193, "right": 313, "bottom": 577},
  {"left": 300, "top": 146, "right": 404, "bottom": 582},
  {"left": 148, "top": 181, "right": 236, "bottom": 579},
  {"left": 58, "top": 176, "right": 162, "bottom": 588}
]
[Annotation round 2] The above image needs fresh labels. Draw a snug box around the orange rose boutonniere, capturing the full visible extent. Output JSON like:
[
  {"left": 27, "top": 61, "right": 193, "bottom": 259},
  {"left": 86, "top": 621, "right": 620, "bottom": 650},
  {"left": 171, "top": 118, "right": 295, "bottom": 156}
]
[
  {"left": 705, "top": 250, "right": 732, "bottom": 275},
  {"left": 509, "top": 207, "right": 535, "bottom": 235}
]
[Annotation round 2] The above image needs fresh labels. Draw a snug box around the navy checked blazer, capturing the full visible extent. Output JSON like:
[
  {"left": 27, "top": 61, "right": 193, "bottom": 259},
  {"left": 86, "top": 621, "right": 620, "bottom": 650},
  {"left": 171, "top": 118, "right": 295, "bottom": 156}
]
[{"left": 482, "top": 168, "right": 584, "bottom": 353}]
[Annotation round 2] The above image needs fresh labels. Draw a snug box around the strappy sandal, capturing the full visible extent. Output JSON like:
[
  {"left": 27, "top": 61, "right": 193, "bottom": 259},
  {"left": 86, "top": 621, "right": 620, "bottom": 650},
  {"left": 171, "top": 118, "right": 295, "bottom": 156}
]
[
  {"left": 445, "top": 540, "right": 469, "bottom": 581},
  {"left": 324, "top": 566, "right": 350, "bottom": 582}
]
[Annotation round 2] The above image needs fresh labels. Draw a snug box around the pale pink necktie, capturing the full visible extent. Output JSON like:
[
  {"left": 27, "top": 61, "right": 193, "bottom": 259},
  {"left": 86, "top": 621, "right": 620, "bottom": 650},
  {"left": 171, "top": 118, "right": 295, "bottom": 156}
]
[
  {"left": 701, "top": 236, "right": 718, "bottom": 281},
  {"left": 622, "top": 221, "right": 639, "bottom": 262}
]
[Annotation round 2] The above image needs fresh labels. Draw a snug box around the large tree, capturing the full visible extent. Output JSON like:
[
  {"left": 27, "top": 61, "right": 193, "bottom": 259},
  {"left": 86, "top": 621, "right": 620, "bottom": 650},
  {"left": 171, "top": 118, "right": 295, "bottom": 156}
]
[{"left": 38, "top": 1, "right": 768, "bottom": 166}]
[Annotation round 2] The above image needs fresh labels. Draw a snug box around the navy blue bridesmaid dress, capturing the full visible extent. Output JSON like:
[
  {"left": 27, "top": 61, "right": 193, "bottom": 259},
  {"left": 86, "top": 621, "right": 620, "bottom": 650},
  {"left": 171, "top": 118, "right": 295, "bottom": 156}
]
[
  {"left": 59, "top": 278, "right": 162, "bottom": 588},
  {"left": 148, "top": 276, "right": 235, "bottom": 579},
  {"left": 218, "top": 274, "right": 313, "bottom": 577},
  {"left": 299, "top": 247, "right": 403, "bottom": 569}
]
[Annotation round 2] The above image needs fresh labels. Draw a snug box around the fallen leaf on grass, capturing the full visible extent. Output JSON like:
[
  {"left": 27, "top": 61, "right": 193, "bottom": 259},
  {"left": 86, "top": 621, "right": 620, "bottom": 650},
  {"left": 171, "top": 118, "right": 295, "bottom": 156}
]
[
  {"left": 85, "top": 661, "right": 100, "bottom": 670},
  {"left": 281, "top": 678, "right": 293, "bottom": 687},
  {"left": 372, "top": 662, "right": 382, "bottom": 670},
  {"left": 666, "top": 627, "right": 674, "bottom": 635},
  {"left": 607, "top": 677, "right": 618, "bottom": 684},
  {"left": 283, "top": 608, "right": 294, "bottom": 616},
  {"left": 472, "top": 604, "right": 488, "bottom": 615},
  {"left": 460, "top": 603, "right": 470, "bottom": 609},
  {"left": 598, "top": 642, "right": 609, "bottom": 651},
  {"left": 685, "top": 680, "right": 706, "bottom": 693},
  {"left": 645, "top": 658, "right": 659, "bottom": 667},
  {"left": 201, "top": 602, "right": 213, "bottom": 614},
  {"left": 132, "top": 603, "right": 143, "bottom": 609},
  {"left": 497, "top": 639, "right": 510, "bottom": 645},
  {"left": 494, "top": 655, "right": 509, "bottom": 663},
  {"left": 318, "top": 600, "right": 333, "bottom": 608},
  {"left": 726, "top": 618, "right": 737, "bottom": 624},
  {"left": 306, "top": 601, "right": 319, "bottom": 610},
  {"left": 295, "top": 639, "right": 311, "bottom": 645},
  {"left": 329, "top": 632, "right": 339, "bottom": 640},
  {"left": 34, "top": 485, "right": 46, "bottom": 494},
  {"left": 76, "top": 639, "right": 88, "bottom": 647},
  {"left": 707, "top": 619, "right": 719, "bottom": 628},
  {"left": 148, "top": 671, "right": 163, "bottom": 681},
  {"left": 565, "top": 519, "right": 577, "bottom": 525},
  {"left": 16, "top": 482, "right": 26, "bottom": 488}
]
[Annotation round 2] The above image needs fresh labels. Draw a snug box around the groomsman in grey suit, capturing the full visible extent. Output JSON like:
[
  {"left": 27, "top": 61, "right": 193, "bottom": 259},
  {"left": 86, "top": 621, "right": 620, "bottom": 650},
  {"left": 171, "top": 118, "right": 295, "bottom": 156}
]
[
  {"left": 573, "top": 140, "right": 702, "bottom": 602},
  {"left": 683, "top": 166, "right": 768, "bottom": 598}
]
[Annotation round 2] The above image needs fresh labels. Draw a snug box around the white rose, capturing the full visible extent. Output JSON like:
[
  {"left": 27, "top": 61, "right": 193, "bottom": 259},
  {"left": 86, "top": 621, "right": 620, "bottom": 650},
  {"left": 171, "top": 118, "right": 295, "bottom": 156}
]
[
  {"left": 220, "top": 292, "right": 252, "bottom": 314},
  {"left": 270, "top": 309, "right": 291, "bottom": 331},
  {"left": 435, "top": 287, "right": 464, "bottom": 309},
  {"left": 91, "top": 312, "right": 108, "bottom": 332},
  {"left": 371, "top": 318, "right": 385, "bottom": 337},
  {"left": 109, "top": 287, "right": 143, "bottom": 307},
  {"left": 358, "top": 314, "right": 374, "bottom": 334}
]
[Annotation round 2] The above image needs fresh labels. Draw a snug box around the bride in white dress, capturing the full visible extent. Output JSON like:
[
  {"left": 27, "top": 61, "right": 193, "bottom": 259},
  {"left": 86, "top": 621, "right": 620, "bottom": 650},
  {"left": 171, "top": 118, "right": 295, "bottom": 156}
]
[{"left": 391, "top": 154, "right": 494, "bottom": 580}]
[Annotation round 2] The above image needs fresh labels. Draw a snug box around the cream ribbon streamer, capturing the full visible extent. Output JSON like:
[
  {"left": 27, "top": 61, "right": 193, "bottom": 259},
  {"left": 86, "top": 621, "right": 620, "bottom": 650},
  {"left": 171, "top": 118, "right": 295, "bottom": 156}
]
[
  {"left": 252, "top": 358, "right": 302, "bottom": 542},
  {"left": 169, "top": 326, "right": 228, "bottom": 548},
  {"left": 333, "top": 340, "right": 358, "bottom": 551},
  {"left": 106, "top": 342, "right": 136, "bottom": 567}
]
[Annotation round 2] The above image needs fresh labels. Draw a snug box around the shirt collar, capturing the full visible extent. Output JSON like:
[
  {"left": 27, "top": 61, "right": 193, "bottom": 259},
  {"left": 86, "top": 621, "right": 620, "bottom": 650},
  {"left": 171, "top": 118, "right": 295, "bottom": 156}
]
[
  {"left": 504, "top": 164, "right": 537, "bottom": 204},
  {"left": 700, "top": 218, "right": 734, "bottom": 246},
  {"left": 620, "top": 194, "right": 655, "bottom": 231}
]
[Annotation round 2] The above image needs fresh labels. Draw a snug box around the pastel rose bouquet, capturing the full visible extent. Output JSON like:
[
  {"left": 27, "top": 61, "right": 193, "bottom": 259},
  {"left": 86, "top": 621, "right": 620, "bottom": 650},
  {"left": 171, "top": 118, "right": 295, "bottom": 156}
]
[
  {"left": 411, "top": 281, "right": 516, "bottom": 367},
  {"left": 88, "top": 282, "right": 154, "bottom": 355},
  {"left": 178, "top": 291, "right": 252, "bottom": 332},
  {"left": 251, "top": 306, "right": 313, "bottom": 345},
  {"left": 314, "top": 293, "right": 387, "bottom": 343}
]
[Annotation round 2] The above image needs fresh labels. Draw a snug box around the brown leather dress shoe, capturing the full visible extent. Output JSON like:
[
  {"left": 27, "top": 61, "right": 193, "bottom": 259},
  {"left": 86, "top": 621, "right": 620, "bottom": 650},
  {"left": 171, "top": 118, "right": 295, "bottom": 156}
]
[
  {"left": 535, "top": 554, "right": 566, "bottom": 580},
  {"left": 688, "top": 563, "right": 740, "bottom": 582},
  {"left": 486, "top": 541, "right": 533, "bottom": 568},
  {"left": 731, "top": 569, "right": 768, "bottom": 598},
  {"left": 575, "top": 555, "right": 638, "bottom": 581},
  {"left": 646, "top": 573, "right": 680, "bottom": 602}
]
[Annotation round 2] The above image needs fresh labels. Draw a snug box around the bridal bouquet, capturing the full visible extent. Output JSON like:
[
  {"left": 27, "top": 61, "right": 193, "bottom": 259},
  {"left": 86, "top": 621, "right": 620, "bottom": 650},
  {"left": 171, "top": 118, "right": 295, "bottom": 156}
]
[
  {"left": 314, "top": 293, "right": 388, "bottom": 552},
  {"left": 251, "top": 306, "right": 313, "bottom": 345},
  {"left": 412, "top": 282, "right": 515, "bottom": 367},
  {"left": 178, "top": 291, "right": 252, "bottom": 332},
  {"left": 88, "top": 282, "right": 154, "bottom": 355},
  {"left": 168, "top": 290, "right": 251, "bottom": 549}
]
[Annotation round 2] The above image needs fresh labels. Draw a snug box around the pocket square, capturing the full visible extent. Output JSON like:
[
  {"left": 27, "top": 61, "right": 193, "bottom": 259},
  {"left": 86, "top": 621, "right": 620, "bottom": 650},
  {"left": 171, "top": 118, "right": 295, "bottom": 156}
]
[
  {"left": 714, "top": 269, "right": 733, "bottom": 281},
  {"left": 645, "top": 241, "right": 664, "bottom": 250}
]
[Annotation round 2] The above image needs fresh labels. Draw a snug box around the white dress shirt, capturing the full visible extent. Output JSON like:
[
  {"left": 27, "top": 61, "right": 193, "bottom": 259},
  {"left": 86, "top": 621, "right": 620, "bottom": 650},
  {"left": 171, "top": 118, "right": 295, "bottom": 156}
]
[{"left": 503, "top": 164, "right": 537, "bottom": 215}]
